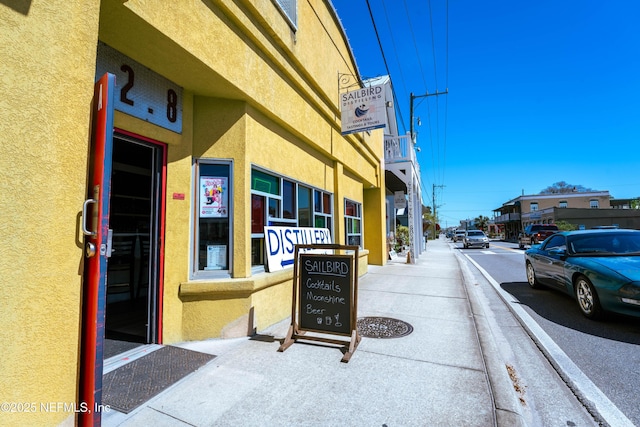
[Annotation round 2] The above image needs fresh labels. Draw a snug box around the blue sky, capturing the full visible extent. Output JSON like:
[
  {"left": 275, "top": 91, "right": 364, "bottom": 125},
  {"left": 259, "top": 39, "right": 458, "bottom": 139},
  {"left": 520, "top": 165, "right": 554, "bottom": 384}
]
[{"left": 332, "top": 0, "right": 640, "bottom": 228}]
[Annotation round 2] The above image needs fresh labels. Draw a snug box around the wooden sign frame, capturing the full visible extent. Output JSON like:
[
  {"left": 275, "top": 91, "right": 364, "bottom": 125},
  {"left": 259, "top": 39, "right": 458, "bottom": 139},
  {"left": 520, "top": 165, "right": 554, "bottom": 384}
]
[{"left": 278, "top": 244, "right": 361, "bottom": 362}]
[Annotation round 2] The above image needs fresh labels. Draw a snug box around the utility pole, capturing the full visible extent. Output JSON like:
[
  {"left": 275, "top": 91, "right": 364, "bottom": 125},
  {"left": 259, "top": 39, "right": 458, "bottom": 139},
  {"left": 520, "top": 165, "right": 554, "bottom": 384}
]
[
  {"left": 433, "top": 184, "right": 445, "bottom": 238},
  {"left": 411, "top": 90, "right": 448, "bottom": 241},
  {"left": 410, "top": 90, "right": 449, "bottom": 144}
]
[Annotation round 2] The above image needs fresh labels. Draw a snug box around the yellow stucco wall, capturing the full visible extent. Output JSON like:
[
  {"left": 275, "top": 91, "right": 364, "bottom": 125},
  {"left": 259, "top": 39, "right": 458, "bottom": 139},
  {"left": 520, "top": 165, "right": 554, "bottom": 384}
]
[
  {"left": 179, "top": 93, "right": 376, "bottom": 339},
  {"left": 112, "top": 95, "right": 196, "bottom": 344},
  {"left": 364, "top": 185, "right": 388, "bottom": 265},
  {"left": 107, "top": 0, "right": 382, "bottom": 344},
  {"left": 2, "top": 1, "right": 387, "bottom": 423},
  {"left": 113, "top": 0, "right": 379, "bottom": 183},
  {"left": 250, "top": 276, "right": 295, "bottom": 333},
  {"left": 0, "top": 2, "right": 101, "bottom": 426}
]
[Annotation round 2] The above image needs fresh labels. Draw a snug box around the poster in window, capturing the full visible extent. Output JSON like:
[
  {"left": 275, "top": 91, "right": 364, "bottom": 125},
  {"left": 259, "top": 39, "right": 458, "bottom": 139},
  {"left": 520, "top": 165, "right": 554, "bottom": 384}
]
[{"left": 200, "top": 177, "right": 228, "bottom": 218}]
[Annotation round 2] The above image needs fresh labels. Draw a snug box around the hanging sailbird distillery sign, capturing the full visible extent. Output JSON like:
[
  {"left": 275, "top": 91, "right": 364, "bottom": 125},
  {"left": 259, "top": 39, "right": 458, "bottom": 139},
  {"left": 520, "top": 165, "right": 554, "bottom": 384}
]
[{"left": 340, "top": 83, "right": 387, "bottom": 135}]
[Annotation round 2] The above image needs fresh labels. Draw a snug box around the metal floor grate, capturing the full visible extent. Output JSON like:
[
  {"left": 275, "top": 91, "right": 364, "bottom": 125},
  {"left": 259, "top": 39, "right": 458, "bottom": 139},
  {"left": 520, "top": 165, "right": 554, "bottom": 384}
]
[{"left": 357, "top": 316, "right": 414, "bottom": 339}]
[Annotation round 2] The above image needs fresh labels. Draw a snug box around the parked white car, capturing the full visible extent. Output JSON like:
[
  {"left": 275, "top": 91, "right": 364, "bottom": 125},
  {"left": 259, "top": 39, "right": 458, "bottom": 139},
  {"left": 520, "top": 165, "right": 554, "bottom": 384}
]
[{"left": 453, "top": 229, "right": 466, "bottom": 242}]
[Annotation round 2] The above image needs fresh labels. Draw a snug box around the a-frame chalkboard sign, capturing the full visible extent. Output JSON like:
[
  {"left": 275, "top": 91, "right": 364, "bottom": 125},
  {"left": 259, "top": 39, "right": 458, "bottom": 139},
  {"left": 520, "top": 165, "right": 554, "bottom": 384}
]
[{"left": 278, "top": 244, "right": 361, "bottom": 362}]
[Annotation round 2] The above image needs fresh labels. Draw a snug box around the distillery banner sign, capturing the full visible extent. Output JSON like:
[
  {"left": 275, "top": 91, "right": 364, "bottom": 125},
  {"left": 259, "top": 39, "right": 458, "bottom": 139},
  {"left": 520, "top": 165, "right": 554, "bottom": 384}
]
[
  {"left": 264, "top": 226, "right": 332, "bottom": 272},
  {"left": 340, "top": 84, "right": 387, "bottom": 135}
]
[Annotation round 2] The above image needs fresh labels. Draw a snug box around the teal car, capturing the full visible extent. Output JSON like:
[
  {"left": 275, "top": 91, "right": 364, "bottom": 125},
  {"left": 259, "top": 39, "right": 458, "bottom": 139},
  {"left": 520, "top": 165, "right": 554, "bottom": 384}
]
[{"left": 524, "top": 229, "right": 640, "bottom": 320}]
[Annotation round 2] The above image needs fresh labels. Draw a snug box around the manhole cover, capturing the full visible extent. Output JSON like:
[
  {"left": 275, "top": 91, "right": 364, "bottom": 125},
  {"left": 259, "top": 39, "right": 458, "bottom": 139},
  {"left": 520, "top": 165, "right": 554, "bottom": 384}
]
[{"left": 357, "top": 317, "right": 413, "bottom": 339}]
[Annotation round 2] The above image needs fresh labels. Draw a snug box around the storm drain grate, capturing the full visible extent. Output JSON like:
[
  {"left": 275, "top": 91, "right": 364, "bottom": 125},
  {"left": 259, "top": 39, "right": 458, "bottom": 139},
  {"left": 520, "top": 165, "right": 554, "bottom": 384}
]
[{"left": 357, "top": 317, "right": 414, "bottom": 339}]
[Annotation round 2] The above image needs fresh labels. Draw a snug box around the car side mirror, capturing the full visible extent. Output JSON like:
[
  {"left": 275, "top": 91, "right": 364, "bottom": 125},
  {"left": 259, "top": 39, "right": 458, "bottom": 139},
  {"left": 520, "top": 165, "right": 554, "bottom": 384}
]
[{"left": 548, "top": 248, "right": 566, "bottom": 258}]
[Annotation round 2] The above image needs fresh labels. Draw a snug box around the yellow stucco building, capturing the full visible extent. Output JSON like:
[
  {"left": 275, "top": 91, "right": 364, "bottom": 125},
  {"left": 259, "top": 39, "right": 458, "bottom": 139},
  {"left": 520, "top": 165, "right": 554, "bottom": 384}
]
[{"left": 0, "top": 1, "right": 389, "bottom": 425}]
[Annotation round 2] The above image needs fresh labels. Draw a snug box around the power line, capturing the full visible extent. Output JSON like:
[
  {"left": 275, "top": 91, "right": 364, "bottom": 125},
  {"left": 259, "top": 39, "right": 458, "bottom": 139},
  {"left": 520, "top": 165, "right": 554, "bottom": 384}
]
[
  {"left": 402, "top": 0, "right": 430, "bottom": 92},
  {"left": 365, "top": 0, "right": 407, "bottom": 132},
  {"left": 442, "top": 0, "right": 449, "bottom": 187},
  {"left": 381, "top": 0, "right": 409, "bottom": 97},
  {"left": 427, "top": 0, "right": 442, "bottom": 186},
  {"left": 364, "top": 0, "right": 449, "bottom": 218},
  {"left": 427, "top": 0, "right": 440, "bottom": 92}
]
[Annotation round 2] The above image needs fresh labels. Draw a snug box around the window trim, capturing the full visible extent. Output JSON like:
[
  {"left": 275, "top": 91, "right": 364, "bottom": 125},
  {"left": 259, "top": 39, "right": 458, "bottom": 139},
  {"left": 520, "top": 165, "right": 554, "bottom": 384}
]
[
  {"left": 344, "top": 198, "right": 363, "bottom": 248},
  {"left": 272, "top": 0, "right": 297, "bottom": 30},
  {"left": 251, "top": 166, "right": 334, "bottom": 271},
  {"left": 313, "top": 189, "right": 333, "bottom": 229},
  {"left": 191, "top": 159, "right": 233, "bottom": 279}
]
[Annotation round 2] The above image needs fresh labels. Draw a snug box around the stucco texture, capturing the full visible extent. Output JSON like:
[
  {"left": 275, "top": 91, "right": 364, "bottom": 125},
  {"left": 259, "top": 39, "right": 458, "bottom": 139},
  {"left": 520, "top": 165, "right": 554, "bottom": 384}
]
[
  {"left": 2, "top": 1, "right": 388, "bottom": 424},
  {"left": 0, "top": 1, "right": 101, "bottom": 426}
]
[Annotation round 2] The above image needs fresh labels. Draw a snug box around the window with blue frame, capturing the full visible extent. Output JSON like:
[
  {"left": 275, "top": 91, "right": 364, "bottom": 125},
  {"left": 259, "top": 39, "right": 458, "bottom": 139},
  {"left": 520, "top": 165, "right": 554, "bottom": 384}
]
[
  {"left": 194, "top": 160, "right": 231, "bottom": 277},
  {"left": 345, "top": 199, "right": 362, "bottom": 247},
  {"left": 251, "top": 168, "right": 332, "bottom": 268}
]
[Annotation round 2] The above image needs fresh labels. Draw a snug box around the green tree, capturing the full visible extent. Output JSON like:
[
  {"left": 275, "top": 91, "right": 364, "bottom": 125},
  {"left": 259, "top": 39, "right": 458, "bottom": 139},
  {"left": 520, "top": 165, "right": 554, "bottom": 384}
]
[
  {"left": 422, "top": 206, "right": 437, "bottom": 239},
  {"left": 555, "top": 220, "right": 578, "bottom": 231},
  {"left": 395, "top": 225, "right": 409, "bottom": 251},
  {"left": 540, "top": 181, "right": 593, "bottom": 194},
  {"left": 474, "top": 215, "right": 490, "bottom": 231}
]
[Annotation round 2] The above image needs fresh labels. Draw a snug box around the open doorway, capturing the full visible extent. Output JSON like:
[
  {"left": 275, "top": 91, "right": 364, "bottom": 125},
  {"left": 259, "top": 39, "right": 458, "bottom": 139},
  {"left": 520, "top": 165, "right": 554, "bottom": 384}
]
[{"left": 104, "top": 133, "right": 165, "bottom": 358}]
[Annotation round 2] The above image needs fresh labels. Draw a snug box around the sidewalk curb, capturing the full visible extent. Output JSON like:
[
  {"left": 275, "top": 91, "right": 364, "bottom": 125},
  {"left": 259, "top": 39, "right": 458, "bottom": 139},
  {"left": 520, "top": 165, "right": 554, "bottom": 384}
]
[
  {"left": 451, "top": 245, "right": 528, "bottom": 427},
  {"left": 463, "top": 251, "right": 635, "bottom": 427}
]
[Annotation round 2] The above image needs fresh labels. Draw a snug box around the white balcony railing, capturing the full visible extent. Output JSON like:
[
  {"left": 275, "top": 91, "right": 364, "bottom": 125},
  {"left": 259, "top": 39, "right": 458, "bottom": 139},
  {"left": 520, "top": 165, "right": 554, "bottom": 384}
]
[{"left": 384, "top": 133, "right": 416, "bottom": 165}]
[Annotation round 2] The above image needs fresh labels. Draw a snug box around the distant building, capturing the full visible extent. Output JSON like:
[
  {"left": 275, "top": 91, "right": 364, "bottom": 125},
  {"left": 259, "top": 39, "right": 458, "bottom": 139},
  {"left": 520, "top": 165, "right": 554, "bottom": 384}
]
[
  {"left": 494, "top": 191, "right": 640, "bottom": 240},
  {"left": 611, "top": 198, "right": 639, "bottom": 209}
]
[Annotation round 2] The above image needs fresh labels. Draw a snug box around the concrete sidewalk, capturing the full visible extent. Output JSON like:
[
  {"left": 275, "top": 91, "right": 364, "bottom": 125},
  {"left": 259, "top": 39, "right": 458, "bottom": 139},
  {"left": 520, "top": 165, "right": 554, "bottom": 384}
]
[{"left": 103, "top": 238, "right": 525, "bottom": 427}]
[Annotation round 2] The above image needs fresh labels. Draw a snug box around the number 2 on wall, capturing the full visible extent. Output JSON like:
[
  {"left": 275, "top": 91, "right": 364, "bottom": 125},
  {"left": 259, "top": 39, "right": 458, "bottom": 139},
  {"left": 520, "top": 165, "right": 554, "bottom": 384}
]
[
  {"left": 119, "top": 63, "right": 178, "bottom": 123},
  {"left": 120, "top": 65, "right": 135, "bottom": 106}
]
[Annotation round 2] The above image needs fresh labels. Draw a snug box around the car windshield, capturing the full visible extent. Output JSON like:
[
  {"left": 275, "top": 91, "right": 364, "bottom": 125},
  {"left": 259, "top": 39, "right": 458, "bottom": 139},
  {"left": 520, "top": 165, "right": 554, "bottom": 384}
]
[
  {"left": 467, "top": 231, "right": 484, "bottom": 237},
  {"left": 567, "top": 233, "right": 640, "bottom": 255}
]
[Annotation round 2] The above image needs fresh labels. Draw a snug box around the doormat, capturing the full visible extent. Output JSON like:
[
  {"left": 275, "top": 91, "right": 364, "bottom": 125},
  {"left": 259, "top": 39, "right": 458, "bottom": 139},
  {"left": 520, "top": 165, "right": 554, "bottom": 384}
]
[
  {"left": 103, "top": 339, "right": 144, "bottom": 360},
  {"left": 102, "top": 345, "right": 215, "bottom": 413}
]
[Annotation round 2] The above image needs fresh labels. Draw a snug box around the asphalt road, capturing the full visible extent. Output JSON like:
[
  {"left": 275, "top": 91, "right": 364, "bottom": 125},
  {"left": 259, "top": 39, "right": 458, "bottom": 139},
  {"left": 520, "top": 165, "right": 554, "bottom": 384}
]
[{"left": 457, "top": 240, "right": 640, "bottom": 426}]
